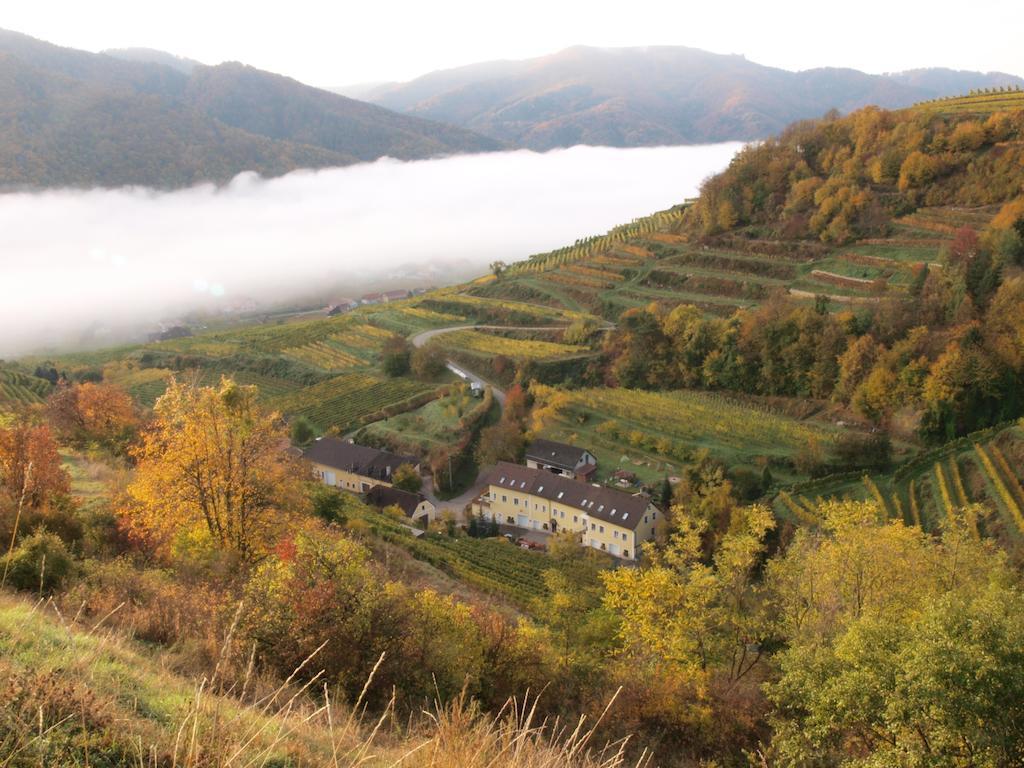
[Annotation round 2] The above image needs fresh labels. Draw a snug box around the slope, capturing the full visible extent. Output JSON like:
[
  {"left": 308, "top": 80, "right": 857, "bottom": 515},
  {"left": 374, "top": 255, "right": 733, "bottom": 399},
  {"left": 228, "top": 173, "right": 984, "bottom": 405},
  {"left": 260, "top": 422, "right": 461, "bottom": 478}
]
[
  {"left": 365, "top": 45, "right": 1024, "bottom": 149},
  {"left": 0, "top": 29, "right": 500, "bottom": 189}
]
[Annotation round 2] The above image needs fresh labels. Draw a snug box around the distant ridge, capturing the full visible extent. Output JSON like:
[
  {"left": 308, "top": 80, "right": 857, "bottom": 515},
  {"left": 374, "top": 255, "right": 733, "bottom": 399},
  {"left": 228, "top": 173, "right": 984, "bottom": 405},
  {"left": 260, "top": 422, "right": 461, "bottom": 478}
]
[
  {"left": 0, "top": 29, "right": 501, "bottom": 190},
  {"left": 359, "top": 46, "right": 1024, "bottom": 149}
]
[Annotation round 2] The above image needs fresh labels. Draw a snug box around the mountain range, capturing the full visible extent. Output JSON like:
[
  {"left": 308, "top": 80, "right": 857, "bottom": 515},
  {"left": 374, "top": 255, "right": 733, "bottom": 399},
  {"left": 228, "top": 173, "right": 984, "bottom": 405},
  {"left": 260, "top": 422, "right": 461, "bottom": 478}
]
[
  {"left": 2, "top": 30, "right": 1022, "bottom": 190},
  {"left": 346, "top": 46, "right": 1024, "bottom": 149},
  {"left": 0, "top": 29, "right": 499, "bottom": 189}
]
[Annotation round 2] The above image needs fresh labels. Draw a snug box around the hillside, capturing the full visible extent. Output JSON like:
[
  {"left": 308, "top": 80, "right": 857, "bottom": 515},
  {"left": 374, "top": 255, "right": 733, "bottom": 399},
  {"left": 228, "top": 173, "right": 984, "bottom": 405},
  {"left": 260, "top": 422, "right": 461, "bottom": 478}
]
[
  {"left": 0, "top": 29, "right": 500, "bottom": 189},
  {"left": 359, "top": 45, "right": 1024, "bottom": 149},
  {"left": 0, "top": 591, "right": 634, "bottom": 766},
  {"left": 3, "top": 97, "right": 1024, "bottom": 767}
]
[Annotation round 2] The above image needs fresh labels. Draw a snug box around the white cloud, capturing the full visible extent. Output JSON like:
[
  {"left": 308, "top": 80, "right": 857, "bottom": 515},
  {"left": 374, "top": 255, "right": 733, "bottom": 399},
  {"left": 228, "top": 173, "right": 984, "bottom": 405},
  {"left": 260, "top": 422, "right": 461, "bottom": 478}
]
[{"left": 0, "top": 143, "right": 741, "bottom": 356}]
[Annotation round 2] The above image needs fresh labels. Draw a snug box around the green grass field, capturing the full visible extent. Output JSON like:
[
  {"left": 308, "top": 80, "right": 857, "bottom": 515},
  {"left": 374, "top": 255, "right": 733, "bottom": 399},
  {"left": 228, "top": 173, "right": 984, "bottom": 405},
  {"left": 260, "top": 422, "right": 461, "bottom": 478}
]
[{"left": 362, "top": 387, "right": 476, "bottom": 452}]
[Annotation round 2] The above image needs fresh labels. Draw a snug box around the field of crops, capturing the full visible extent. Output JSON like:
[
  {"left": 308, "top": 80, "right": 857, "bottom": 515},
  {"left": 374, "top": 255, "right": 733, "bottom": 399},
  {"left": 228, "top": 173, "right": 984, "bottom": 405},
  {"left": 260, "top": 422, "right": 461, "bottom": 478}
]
[
  {"left": 0, "top": 368, "right": 52, "bottom": 410},
  {"left": 534, "top": 386, "right": 840, "bottom": 485},
  {"left": 774, "top": 423, "right": 1024, "bottom": 554},
  {"left": 405, "top": 535, "right": 550, "bottom": 606},
  {"left": 284, "top": 340, "right": 365, "bottom": 371},
  {"left": 438, "top": 329, "right": 587, "bottom": 361},
  {"left": 340, "top": 495, "right": 551, "bottom": 610},
  {"left": 912, "top": 89, "right": 1024, "bottom": 115}
]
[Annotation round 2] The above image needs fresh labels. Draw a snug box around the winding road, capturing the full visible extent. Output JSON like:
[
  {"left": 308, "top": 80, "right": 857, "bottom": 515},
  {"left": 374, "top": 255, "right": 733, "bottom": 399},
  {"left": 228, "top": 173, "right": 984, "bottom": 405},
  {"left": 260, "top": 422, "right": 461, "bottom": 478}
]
[{"left": 410, "top": 324, "right": 570, "bottom": 513}]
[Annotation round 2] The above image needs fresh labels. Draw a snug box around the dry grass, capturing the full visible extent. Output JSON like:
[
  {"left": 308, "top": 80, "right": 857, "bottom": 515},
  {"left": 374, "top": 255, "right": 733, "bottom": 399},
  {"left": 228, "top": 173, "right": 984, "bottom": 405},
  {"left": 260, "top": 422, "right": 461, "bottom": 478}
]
[{"left": 0, "top": 592, "right": 651, "bottom": 767}]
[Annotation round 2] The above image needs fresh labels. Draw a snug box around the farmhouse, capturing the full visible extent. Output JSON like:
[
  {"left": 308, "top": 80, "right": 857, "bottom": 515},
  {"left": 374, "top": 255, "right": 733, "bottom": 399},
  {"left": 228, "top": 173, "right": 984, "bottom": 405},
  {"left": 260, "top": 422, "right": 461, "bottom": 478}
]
[
  {"left": 304, "top": 437, "right": 419, "bottom": 493},
  {"left": 365, "top": 484, "right": 436, "bottom": 526},
  {"left": 474, "top": 462, "right": 658, "bottom": 560},
  {"left": 381, "top": 289, "right": 410, "bottom": 302},
  {"left": 525, "top": 438, "right": 597, "bottom": 480}
]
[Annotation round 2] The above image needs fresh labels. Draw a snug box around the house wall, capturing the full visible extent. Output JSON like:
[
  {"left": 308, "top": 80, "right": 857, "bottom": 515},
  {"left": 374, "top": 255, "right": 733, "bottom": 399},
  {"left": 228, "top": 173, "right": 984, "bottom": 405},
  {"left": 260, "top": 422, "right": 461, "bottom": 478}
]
[
  {"left": 310, "top": 462, "right": 392, "bottom": 493},
  {"left": 413, "top": 500, "right": 436, "bottom": 523},
  {"left": 479, "top": 484, "right": 658, "bottom": 560},
  {"left": 525, "top": 451, "right": 597, "bottom": 478}
]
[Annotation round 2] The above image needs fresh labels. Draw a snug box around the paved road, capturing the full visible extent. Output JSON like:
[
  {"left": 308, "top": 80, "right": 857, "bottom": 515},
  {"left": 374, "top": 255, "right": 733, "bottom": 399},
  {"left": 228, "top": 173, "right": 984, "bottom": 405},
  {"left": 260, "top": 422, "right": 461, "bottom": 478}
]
[
  {"left": 409, "top": 322, "right": 612, "bottom": 520},
  {"left": 411, "top": 324, "right": 576, "bottom": 407},
  {"left": 411, "top": 325, "right": 570, "bottom": 515}
]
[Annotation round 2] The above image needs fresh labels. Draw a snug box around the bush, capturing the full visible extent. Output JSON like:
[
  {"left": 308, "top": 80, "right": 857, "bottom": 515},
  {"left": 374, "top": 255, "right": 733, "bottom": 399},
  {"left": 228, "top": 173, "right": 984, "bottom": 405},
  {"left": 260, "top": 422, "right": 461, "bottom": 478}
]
[
  {"left": 411, "top": 343, "right": 447, "bottom": 380},
  {"left": 381, "top": 335, "right": 412, "bottom": 377},
  {"left": 310, "top": 483, "right": 348, "bottom": 525},
  {"left": 0, "top": 530, "right": 75, "bottom": 594},
  {"left": 290, "top": 416, "right": 316, "bottom": 446},
  {"left": 392, "top": 463, "right": 422, "bottom": 493}
]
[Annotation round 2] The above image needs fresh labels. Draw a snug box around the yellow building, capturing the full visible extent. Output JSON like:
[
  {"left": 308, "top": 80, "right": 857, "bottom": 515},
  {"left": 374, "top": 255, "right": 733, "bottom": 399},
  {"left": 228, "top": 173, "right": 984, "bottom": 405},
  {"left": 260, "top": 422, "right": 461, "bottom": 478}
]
[
  {"left": 473, "top": 462, "right": 659, "bottom": 561},
  {"left": 304, "top": 438, "right": 419, "bottom": 493}
]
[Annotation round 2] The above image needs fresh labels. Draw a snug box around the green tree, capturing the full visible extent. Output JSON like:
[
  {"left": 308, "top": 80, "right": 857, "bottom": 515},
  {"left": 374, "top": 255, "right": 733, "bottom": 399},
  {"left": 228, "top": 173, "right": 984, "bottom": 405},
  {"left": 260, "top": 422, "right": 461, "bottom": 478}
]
[
  {"left": 391, "top": 462, "right": 422, "bottom": 493},
  {"left": 410, "top": 342, "right": 447, "bottom": 379},
  {"left": 290, "top": 415, "right": 315, "bottom": 446},
  {"left": 766, "top": 500, "right": 1024, "bottom": 767},
  {"left": 381, "top": 335, "right": 412, "bottom": 377}
]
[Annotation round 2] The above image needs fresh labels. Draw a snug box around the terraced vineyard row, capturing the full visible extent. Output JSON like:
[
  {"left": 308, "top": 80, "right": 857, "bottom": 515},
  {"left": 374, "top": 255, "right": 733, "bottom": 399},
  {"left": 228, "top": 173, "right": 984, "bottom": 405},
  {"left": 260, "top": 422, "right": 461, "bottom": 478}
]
[
  {"left": 775, "top": 426, "right": 1024, "bottom": 552},
  {"left": 285, "top": 341, "right": 365, "bottom": 371},
  {"left": 912, "top": 89, "right": 1024, "bottom": 115},
  {"left": 405, "top": 535, "right": 549, "bottom": 606},
  {"left": 0, "top": 369, "right": 52, "bottom": 409},
  {"left": 508, "top": 207, "right": 686, "bottom": 275},
  {"left": 439, "top": 330, "right": 587, "bottom": 360}
]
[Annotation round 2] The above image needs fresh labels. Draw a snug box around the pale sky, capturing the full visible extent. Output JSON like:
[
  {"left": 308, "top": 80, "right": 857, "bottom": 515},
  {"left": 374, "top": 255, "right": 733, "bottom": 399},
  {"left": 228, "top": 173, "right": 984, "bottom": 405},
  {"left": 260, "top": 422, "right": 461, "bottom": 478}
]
[{"left": 4, "top": 0, "right": 1023, "bottom": 87}]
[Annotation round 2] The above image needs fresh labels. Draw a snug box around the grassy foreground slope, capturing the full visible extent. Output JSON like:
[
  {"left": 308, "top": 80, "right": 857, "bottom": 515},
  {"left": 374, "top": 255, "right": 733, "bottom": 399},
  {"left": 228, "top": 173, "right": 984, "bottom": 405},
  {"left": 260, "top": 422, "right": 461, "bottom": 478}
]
[{"left": 0, "top": 593, "right": 636, "bottom": 767}]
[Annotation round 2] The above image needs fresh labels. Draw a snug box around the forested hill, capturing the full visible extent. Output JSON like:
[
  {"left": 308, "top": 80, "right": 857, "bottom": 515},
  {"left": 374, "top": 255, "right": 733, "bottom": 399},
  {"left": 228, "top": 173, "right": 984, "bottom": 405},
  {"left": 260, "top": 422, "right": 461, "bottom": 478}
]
[
  {"left": 0, "top": 29, "right": 500, "bottom": 190},
  {"left": 357, "top": 45, "right": 1024, "bottom": 150}
]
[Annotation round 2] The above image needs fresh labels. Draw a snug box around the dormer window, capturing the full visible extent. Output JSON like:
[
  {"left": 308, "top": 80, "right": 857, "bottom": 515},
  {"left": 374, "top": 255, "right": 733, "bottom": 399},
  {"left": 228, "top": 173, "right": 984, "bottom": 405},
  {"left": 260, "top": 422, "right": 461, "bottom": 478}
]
[
  {"left": 598, "top": 505, "right": 604, "bottom": 512},
  {"left": 622, "top": 513, "right": 629, "bottom": 520},
  {"left": 499, "top": 476, "right": 506, "bottom": 484},
  {"left": 557, "top": 491, "right": 564, "bottom": 499},
  {"left": 538, "top": 485, "right": 544, "bottom": 493}
]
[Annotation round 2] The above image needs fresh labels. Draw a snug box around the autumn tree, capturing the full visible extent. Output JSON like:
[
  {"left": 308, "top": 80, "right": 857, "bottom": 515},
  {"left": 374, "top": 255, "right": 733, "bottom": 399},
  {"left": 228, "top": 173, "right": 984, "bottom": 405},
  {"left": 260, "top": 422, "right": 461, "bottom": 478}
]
[
  {"left": 476, "top": 419, "right": 526, "bottom": 467},
  {"left": 46, "top": 381, "right": 139, "bottom": 451},
  {"left": 0, "top": 423, "right": 69, "bottom": 509},
  {"left": 122, "top": 377, "right": 304, "bottom": 561},
  {"left": 765, "top": 500, "right": 1024, "bottom": 766}
]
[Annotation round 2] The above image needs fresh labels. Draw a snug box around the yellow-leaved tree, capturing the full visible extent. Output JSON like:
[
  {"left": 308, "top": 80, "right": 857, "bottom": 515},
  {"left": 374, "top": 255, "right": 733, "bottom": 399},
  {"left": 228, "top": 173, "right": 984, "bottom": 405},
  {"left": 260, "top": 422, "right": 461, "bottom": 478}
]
[{"left": 122, "top": 377, "right": 304, "bottom": 561}]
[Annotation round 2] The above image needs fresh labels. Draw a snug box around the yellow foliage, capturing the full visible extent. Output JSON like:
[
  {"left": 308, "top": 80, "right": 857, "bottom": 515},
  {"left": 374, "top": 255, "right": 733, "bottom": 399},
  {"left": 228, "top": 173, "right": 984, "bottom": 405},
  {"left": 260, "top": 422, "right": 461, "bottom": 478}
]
[{"left": 122, "top": 377, "right": 304, "bottom": 561}]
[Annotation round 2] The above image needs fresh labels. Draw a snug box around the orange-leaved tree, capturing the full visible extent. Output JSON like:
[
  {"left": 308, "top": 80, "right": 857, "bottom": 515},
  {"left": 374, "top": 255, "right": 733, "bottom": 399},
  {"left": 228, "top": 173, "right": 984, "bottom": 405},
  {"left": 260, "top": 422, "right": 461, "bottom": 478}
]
[
  {"left": 46, "top": 381, "right": 139, "bottom": 450},
  {"left": 122, "top": 377, "right": 304, "bottom": 561},
  {"left": 0, "top": 422, "right": 69, "bottom": 509}
]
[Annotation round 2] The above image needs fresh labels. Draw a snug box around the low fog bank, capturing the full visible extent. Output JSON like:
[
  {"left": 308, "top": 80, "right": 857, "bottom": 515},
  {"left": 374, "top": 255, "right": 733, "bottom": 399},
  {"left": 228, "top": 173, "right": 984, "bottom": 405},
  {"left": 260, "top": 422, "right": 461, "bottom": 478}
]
[{"left": 0, "top": 143, "right": 741, "bottom": 357}]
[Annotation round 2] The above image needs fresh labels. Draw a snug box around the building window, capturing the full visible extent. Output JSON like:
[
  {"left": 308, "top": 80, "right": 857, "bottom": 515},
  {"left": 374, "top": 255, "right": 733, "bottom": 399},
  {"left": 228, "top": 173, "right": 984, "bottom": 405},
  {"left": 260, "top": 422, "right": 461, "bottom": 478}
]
[
  {"left": 599, "top": 525, "right": 604, "bottom": 533},
  {"left": 644, "top": 515, "right": 648, "bottom": 524},
  {"left": 590, "top": 523, "right": 595, "bottom": 531},
  {"left": 506, "top": 516, "right": 514, "bottom": 524},
  {"left": 624, "top": 549, "right": 630, "bottom": 558},
  {"left": 514, "top": 498, "right": 519, "bottom": 506},
  {"left": 573, "top": 515, "right": 578, "bottom": 523}
]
